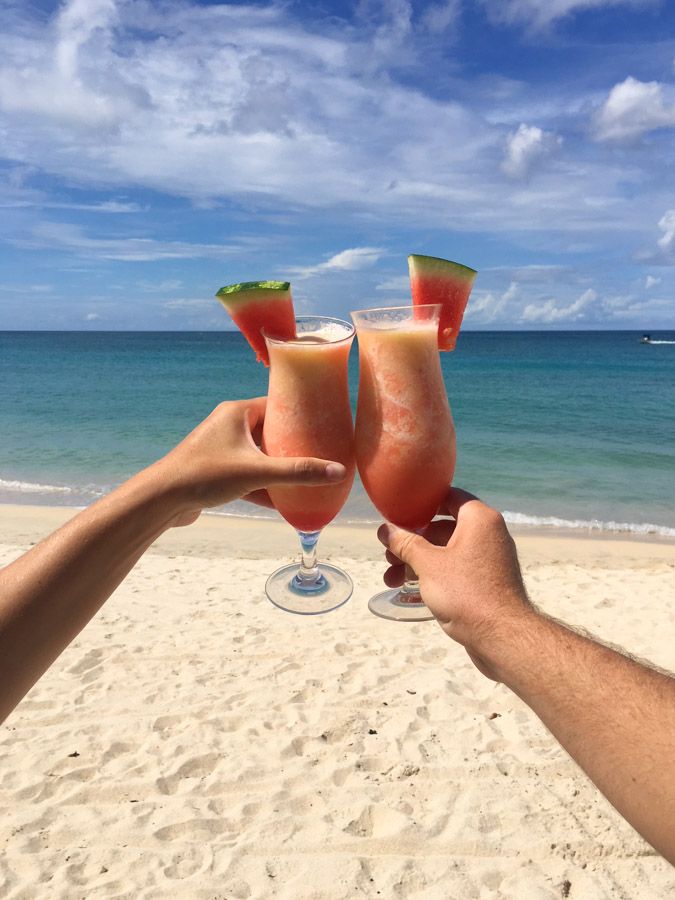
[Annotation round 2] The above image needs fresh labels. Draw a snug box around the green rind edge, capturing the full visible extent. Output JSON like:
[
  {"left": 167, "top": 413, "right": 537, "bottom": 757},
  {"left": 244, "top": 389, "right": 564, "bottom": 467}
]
[
  {"left": 215, "top": 280, "right": 290, "bottom": 298},
  {"left": 408, "top": 255, "right": 477, "bottom": 281}
]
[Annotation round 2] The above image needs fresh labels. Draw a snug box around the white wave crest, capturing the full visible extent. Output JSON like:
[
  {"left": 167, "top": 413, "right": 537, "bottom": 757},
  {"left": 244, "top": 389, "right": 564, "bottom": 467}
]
[
  {"left": 0, "top": 478, "right": 72, "bottom": 494},
  {"left": 503, "top": 510, "right": 675, "bottom": 538}
]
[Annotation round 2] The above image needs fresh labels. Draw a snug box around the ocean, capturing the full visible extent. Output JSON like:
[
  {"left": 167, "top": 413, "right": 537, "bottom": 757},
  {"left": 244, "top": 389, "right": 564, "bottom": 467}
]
[{"left": 1, "top": 330, "right": 674, "bottom": 536}]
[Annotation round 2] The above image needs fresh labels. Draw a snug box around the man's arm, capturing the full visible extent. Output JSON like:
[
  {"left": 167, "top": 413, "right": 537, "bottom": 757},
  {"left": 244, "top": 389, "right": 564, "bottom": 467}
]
[
  {"left": 379, "top": 489, "right": 675, "bottom": 865},
  {"left": 492, "top": 612, "right": 675, "bottom": 864},
  {"left": 0, "top": 398, "right": 345, "bottom": 723}
]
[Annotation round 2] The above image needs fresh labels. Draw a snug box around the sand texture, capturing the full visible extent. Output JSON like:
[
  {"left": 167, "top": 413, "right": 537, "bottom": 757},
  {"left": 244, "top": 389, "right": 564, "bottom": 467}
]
[{"left": 1, "top": 506, "right": 674, "bottom": 899}]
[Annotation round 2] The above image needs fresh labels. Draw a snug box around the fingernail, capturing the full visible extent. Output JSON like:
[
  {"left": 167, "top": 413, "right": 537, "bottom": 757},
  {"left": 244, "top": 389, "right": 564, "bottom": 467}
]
[{"left": 325, "top": 462, "right": 346, "bottom": 481}]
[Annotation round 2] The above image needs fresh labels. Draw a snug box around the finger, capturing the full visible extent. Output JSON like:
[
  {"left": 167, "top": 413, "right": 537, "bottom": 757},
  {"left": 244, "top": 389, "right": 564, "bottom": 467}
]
[
  {"left": 242, "top": 489, "right": 275, "bottom": 509},
  {"left": 243, "top": 396, "right": 267, "bottom": 429},
  {"left": 438, "top": 486, "right": 483, "bottom": 519},
  {"left": 385, "top": 521, "right": 455, "bottom": 567},
  {"left": 383, "top": 564, "right": 405, "bottom": 588},
  {"left": 377, "top": 523, "right": 433, "bottom": 572},
  {"left": 256, "top": 456, "right": 347, "bottom": 488},
  {"left": 422, "top": 519, "right": 456, "bottom": 547},
  {"left": 172, "top": 510, "right": 201, "bottom": 528},
  {"left": 243, "top": 397, "right": 267, "bottom": 447}
]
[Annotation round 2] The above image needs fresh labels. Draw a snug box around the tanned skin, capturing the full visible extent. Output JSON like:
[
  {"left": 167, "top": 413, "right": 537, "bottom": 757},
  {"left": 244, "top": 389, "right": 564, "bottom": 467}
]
[
  {"left": 0, "top": 398, "right": 345, "bottom": 724},
  {"left": 379, "top": 488, "right": 675, "bottom": 865}
]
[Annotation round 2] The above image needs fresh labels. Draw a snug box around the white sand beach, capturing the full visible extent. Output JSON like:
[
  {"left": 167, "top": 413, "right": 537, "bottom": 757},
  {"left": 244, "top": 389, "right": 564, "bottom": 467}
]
[{"left": 1, "top": 505, "right": 674, "bottom": 899}]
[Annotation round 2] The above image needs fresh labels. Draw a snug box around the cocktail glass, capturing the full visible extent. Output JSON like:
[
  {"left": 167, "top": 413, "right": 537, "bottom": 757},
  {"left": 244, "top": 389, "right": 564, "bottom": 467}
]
[
  {"left": 262, "top": 316, "right": 356, "bottom": 615},
  {"left": 351, "top": 304, "right": 456, "bottom": 621}
]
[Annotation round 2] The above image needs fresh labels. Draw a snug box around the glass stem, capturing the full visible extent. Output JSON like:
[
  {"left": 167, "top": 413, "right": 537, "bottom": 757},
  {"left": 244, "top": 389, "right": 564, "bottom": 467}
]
[
  {"left": 399, "top": 563, "right": 422, "bottom": 603},
  {"left": 398, "top": 526, "right": 424, "bottom": 603},
  {"left": 296, "top": 530, "right": 322, "bottom": 587}
]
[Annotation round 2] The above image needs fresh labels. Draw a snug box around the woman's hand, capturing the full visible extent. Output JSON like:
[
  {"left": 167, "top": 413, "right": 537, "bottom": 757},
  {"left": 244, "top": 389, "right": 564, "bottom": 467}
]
[{"left": 151, "top": 398, "right": 346, "bottom": 525}]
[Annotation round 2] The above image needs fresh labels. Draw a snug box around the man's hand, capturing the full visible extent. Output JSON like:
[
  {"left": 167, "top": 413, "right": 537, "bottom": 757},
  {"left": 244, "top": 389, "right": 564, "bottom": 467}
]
[
  {"left": 378, "top": 487, "right": 534, "bottom": 680},
  {"left": 152, "top": 398, "right": 346, "bottom": 525},
  {"left": 381, "top": 487, "right": 675, "bottom": 863}
]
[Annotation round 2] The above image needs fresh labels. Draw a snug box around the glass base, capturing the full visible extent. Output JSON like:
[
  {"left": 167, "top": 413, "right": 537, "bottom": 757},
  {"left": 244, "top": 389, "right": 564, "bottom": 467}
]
[
  {"left": 368, "top": 588, "right": 435, "bottom": 622},
  {"left": 265, "top": 563, "right": 353, "bottom": 615}
]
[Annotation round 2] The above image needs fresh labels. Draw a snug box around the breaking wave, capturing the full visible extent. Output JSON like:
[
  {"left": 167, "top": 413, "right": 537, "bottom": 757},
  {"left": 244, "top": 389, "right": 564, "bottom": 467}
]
[{"left": 503, "top": 510, "right": 675, "bottom": 538}]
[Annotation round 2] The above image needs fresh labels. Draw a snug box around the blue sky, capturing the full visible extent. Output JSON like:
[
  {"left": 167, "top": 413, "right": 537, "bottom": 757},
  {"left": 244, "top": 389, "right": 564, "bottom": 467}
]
[{"left": 1, "top": 0, "right": 674, "bottom": 330}]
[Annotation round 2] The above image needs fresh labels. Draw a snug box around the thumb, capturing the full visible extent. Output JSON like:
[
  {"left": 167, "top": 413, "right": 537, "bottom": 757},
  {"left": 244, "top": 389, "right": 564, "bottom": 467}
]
[
  {"left": 256, "top": 456, "right": 347, "bottom": 488},
  {"left": 378, "top": 523, "right": 434, "bottom": 572}
]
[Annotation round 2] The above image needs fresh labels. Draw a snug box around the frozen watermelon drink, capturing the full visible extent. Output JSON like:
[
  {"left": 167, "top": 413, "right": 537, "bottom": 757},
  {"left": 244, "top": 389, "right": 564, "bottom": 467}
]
[
  {"left": 263, "top": 316, "right": 356, "bottom": 614},
  {"left": 352, "top": 305, "right": 455, "bottom": 621}
]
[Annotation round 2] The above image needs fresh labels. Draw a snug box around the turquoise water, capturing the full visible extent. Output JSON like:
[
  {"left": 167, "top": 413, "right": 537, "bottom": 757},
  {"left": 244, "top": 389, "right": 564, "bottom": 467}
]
[{"left": 1, "top": 330, "right": 674, "bottom": 535}]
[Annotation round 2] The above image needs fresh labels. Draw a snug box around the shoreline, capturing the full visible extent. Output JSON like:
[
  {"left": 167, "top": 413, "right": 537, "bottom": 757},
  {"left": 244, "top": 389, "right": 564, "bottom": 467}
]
[
  {"left": 2, "top": 502, "right": 675, "bottom": 564},
  {"left": 3, "top": 486, "right": 674, "bottom": 540}
]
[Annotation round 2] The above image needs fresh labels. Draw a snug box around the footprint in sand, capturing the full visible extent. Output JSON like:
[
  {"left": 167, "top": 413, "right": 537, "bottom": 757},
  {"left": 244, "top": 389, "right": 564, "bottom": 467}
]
[
  {"left": 101, "top": 741, "right": 134, "bottom": 763},
  {"left": 68, "top": 647, "right": 104, "bottom": 675},
  {"left": 344, "top": 804, "right": 411, "bottom": 839},
  {"left": 331, "top": 766, "right": 350, "bottom": 787},
  {"left": 163, "top": 848, "right": 207, "bottom": 879},
  {"left": 156, "top": 752, "right": 219, "bottom": 795},
  {"left": 175, "top": 752, "right": 220, "bottom": 778},
  {"left": 153, "top": 818, "right": 227, "bottom": 842},
  {"left": 152, "top": 714, "right": 182, "bottom": 732},
  {"left": 420, "top": 646, "right": 447, "bottom": 664},
  {"left": 63, "top": 764, "right": 98, "bottom": 783}
]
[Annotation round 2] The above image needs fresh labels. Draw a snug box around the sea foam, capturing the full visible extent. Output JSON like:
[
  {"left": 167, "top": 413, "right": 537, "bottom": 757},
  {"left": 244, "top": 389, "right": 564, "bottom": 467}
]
[
  {"left": 0, "top": 478, "right": 72, "bottom": 494},
  {"left": 503, "top": 510, "right": 675, "bottom": 538}
]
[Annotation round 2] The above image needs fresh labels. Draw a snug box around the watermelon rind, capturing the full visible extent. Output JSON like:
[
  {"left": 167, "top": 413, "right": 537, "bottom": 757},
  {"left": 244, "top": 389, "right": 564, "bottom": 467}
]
[
  {"left": 216, "top": 280, "right": 291, "bottom": 301},
  {"left": 408, "top": 255, "right": 477, "bottom": 281}
]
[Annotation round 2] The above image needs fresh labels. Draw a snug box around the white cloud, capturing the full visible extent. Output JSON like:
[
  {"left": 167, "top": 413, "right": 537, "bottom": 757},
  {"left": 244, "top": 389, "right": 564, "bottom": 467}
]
[
  {"left": 521, "top": 288, "right": 598, "bottom": 323},
  {"left": 0, "top": 0, "right": 146, "bottom": 129},
  {"left": 481, "top": 0, "right": 656, "bottom": 31},
  {"left": 420, "top": 0, "right": 462, "bottom": 33},
  {"left": 0, "top": 282, "right": 55, "bottom": 293},
  {"left": 599, "top": 292, "right": 674, "bottom": 321},
  {"left": 17, "top": 222, "right": 244, "bottom": 261},
  {"left": 164, "top": 298, "right": 214, "bottom": 310},
  {"left": 0, "top": 197, "right": 141, "bottom": 212},
  {"left": 0, "top": 0, "right": 672, "bottom": 261},
  {"left": 86, "top": 201, "right": 142, "bottom": 213},
  {"left": 637, "top": 209, "right": 675, "bottom": 265},
  {"left": 138, "top": 278, "right": 184, "bottom": 293},
  {"left": 657, "top": 209, "right": 675, "bottom": 260},
  {"left": 594, "top": 77, "right": 675, "bottom": 141},
  {"left": 0, "top": 0, "right": 501, "bottom": 228},
  {"left": 645, "top": 274, "right": 661, "bottom": 288},
  {"left": 501, "top": 123, "right": 561, "bottom": 179},
  {"left": 466, "top": 281, "right": 520, "bottom": 324},
  {"left": 375, "top": 275, "right": 410, "bottom": 292},
  {"left": 85, "top": 312, "right": 100, "bottom": 321},
  {"left": 484, "top": 264, "right": 568, "bottom": 283},
  {"left": 289, "top": 247, "right": 385, "bottom": 279},
  {"left": 355, "top": 0, "right": 413, "bottom": 67}
]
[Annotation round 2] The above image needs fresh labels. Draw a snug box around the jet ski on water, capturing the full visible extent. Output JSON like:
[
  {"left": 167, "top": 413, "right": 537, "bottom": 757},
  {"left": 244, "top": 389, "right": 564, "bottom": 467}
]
[{"left": 639, "top": 333, "right": 675, "bottom": 345}]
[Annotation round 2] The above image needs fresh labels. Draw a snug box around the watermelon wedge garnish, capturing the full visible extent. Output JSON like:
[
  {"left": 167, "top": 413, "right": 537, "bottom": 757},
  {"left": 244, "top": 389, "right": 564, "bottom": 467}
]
[
  {"left": 408, "top": 255, "right": 477, "bottom": 351},
  {"left": 215, "top": 280, "right": 296, "bottom": 366}
]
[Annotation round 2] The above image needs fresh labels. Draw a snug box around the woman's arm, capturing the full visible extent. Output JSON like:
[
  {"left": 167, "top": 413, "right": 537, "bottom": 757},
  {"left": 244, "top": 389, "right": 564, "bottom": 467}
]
[{"left": 0, "top": 398, "right": 345, "bottom": 722}]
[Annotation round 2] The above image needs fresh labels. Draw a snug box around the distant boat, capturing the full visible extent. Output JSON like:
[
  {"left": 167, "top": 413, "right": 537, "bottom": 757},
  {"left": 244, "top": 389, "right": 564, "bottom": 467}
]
[{"left": 639, "top": 333, "right": 675, "bottom": 345}]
